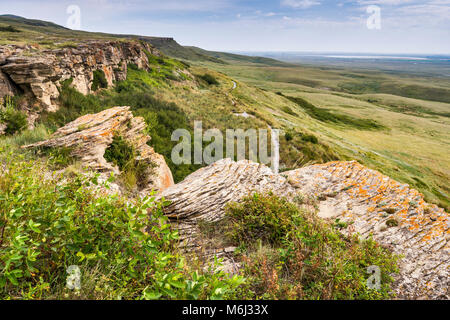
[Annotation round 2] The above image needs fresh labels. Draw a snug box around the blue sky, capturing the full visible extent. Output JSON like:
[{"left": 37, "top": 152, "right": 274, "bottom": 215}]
[{"left": 1, "top": 0, "right": 449, "bottom": 54}]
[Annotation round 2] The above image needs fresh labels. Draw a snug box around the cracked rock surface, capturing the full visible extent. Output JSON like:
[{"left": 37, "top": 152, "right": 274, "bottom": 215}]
[
  {"left": 160, "top": 159, "right": 449, "bottom": 299},
  {"left": 23, "top": 106, "right": 174, "bottom": 193}
]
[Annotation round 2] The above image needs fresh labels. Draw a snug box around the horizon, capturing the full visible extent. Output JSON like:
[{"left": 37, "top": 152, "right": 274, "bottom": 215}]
[{"left": 1, "top": 0, "right": 449, "bottom": 55}]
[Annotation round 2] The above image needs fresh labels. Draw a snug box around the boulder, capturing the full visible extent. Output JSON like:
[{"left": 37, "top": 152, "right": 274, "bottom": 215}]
[
  {"left": 159, "top": 159, "right": 449, "bottom": 299},
  {"left": 23, "top": 106, "right": 174, "bottom": 193}
]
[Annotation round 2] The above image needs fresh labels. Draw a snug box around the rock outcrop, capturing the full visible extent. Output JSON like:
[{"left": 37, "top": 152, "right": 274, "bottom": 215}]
[
  {"left": 159, "top": 159, "right": 449, "bottom": 299},
  {"left": 0, "top": 40, "right": 159, "bottom": 111},
  {"left": 23, "top": 106, "right": 174, "bottom": 193},
  {"left": 160, "top": 159, "right": 295, "bottom": 251}
]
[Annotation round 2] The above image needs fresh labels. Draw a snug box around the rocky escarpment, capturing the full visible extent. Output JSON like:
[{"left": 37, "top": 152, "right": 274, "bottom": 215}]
[
  {"left": 159, "top": 159, "right": 449, "bottom": 300},
  {"left": 23, "top": 106, "right": 174, "bottom": 193},
  {"left": 0, "top": 40, "right": 159, "bottom": 112}
]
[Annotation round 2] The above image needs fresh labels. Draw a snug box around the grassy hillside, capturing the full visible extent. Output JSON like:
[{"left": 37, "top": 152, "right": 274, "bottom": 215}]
[
  {"left": 0, "top": 14, "right": 443, "bottom": 300},
  {"left": 185, "top": 46, "right": 293, "bottom": 67},
  {"left": 192, "top": 59, "right": 449, "bottom": 210},
  {"left": 1, "top": 15, "right": 448, "bottom": 210}
]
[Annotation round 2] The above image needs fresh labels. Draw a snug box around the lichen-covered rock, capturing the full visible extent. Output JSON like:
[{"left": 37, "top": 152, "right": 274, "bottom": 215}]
[
  {"left": 0, "top": 41, "right": 159, "bottom": 111},
  {"left": 159, "top": 158, "right": 296, "bottom": 251},
  {"left": 159, "top": 159, "right": 449, "bottom": 299},
  {"left": 23, "top": 106, "right": 174, "bottom": 193},
  {"left": 285, "top": 161, "right": 449, "bottom": 300}
]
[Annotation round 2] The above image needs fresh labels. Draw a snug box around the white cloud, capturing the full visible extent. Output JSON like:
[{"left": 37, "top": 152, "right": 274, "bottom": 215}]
[
  {"left": 356, "top": 0, "right": 416, "bottom": 5},
  {"left": 281, "top": 0, "right": 321, "bottom": 9}
]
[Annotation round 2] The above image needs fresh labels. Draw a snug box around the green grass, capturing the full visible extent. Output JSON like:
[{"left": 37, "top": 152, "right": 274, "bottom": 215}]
[
  {"left": 39, "top": 64, "right": 201, "bottom": 183},
  {"left": 104, "top": 134, "right": 153, "bottom": 190},
  {"left": 285, "top": 95, "right": 385, "bottom": 130},
  {"left": 0, "top": 25, "right": 21, "bottom": 32},
  {"left": 91, "top": 69, "right": 108, "bottom": 91},
  {"left": 0, "top": 152, "right": 244, "bottom": 299},
  {"left": 203, "top": 192, "right": 399, "bottom": 300},
  {"left": 0, "top": 96, "right": 28, "bottom": 135},
  {"left": 193, "top": 60, "right": 449, "bottom": 210},
  {"left": 197, "top": 73, "right": 219, "bottom": 85}
]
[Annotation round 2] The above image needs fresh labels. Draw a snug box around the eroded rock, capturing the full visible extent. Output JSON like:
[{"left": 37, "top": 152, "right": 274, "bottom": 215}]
[
  {"left": 23, "top": 106, "right": 174, "bottom": 193},
  {"left": 0, "top": 41, "right": 159, "bottom": 111},
  {"left": 160, "top": 159, "right": 449, "bottom": 299},
  {"left": 286, "top": 161, "right": 449, "bottom": 299}
]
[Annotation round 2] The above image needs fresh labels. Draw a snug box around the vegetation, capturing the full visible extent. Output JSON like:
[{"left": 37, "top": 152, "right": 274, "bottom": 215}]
[
  {"left": 0, "top": 153, "right": 244, "bottom": 299},
  {"left": 0, "top": 25, "right": 21, "bottom": 32},
  {"left": 40, "top": 65, "right": 200, "bottom": 183},
  {"left": 104, "top": 134, "right": 153, "bottom": 190},
  {"left": 221, "top": 193, "right": 399, "bottom": 300},
  {"left": 286, "top": 95, "right": 385, "bottom": 130},
  {"left": 198, "top": 73, "right": 219, "bottom": 86},
  {"left": 0, "top": 97, "right": 28, "bottom": 135},
  {"left": 91, "top": 69, "right": 108, "bottom": 91}
]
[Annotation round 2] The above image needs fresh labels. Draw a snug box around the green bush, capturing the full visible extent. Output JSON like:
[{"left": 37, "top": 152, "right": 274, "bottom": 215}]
[
  {"left": 104, "top": 134, "right": 151, "bottom": 190},
  {"left": 0, "top": 97, "right": 28, "bottom": 135},
  {"left": 199, "top": 74, "right": 219, "bottom": 85},
  {"left": 0, "top": 25, "right": 21, "bottom": 32},
  {"left": 0, "top": 154, "right": 244, "bottom": 299},
  {"left": 41, "top": 146, "right": 75, "bottom": 169},
  {"left": 301, "top": 134, "right": 318, "bottom": 144},
  {"left": 223, "top": 193, "right": 399, "bottom": 300},
  {"left": 281, "top": 106, "right": 297, "bottom": 116},
  {"left": 284, "top": 131, "right": 293, "bottom": 141},
  {"left": 91, "top": 69, "right": 108, "bottom": 91}
]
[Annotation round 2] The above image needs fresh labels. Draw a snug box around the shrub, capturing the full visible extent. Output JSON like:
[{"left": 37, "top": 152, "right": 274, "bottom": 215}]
[
  {"left": 104, "top": 134, "right": 151, "bottom": 190},
  {"left": 0, "top": 97, "right": 28, "bottom": 135},
  {"left": 284, "top": 131, "right": 293, "bottom": 141},
  {"left": 281, "top": 106, "right": 297, "bottom": 116},
  {"left": 222, "top": 193, "right": 399, "bottom": 300},
  {"left": 0, "top": 154, "right": 244, "bottom": 299},
  {"left": 91, "top": 69, "right": 108, "bottom": 91},
  {"left": 40, "top": 68, "right": 201, "bottom": 183},
  {"left": 0, "top": 25, "right": 21, "bottom": 32},
  {"left": 41, "top": 146, "right": 75, "bottom": 169},
  {"left": 301, "top": 134, "right": 318, "bottom": 144},
  {"left": 199, "top": 74, "right": 219, "bottom": 85}
]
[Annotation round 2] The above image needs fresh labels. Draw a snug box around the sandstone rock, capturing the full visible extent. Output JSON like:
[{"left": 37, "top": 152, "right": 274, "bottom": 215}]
[
  {"left": 23, "top": 106, "right": 174, "bottom": 193},
  {"left": 0, "top": 41, "right": 159, "bottom": 111},
  {"left": 285, "top": 160, "right": 449, "bottom": 300},
  {"left": 0, "top": 70, "right": 17, "bottom": 97},
  {"left": 159, "top": 159, "right": 449, "bottom": 299}
]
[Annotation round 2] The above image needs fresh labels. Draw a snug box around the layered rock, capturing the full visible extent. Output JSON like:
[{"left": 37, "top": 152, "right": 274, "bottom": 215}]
[
  {"left": 0, "top": 41, "right": 159, "bottom": 111},
  {"left": 286, "top": 161, "right": 449, "bottom": 299},
  {"left": 160, "top": 159, "right": 295, "bottom": 251},
  {"left": 159, "top": 159, "right": 449, "bottom": 299},
  {"left": 23, "top": 106, "right": 174, "bottom": 193}
]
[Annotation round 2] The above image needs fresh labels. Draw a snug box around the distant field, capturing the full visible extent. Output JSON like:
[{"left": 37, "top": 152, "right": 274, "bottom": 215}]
[{"left": 193, "top": 58, "right": 450, "bottom": 210}]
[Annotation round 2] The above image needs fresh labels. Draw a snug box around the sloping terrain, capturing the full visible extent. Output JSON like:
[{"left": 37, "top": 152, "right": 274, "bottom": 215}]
[
  {"left": 160, "top": 159, "right": 449, "bottom": 299},
  {"left": 0, "top": 15, "right": 448, "bottom": 300}
]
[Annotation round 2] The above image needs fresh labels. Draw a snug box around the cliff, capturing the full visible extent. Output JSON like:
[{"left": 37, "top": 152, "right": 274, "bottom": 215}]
[{"left": 0, "top": 40, "right": 159, "bottom": 112}]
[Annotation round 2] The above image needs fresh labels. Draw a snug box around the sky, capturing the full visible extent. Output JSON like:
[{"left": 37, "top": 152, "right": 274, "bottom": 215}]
[{"left": 1, "top": 0, "right": 449, "bottom": 54}]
